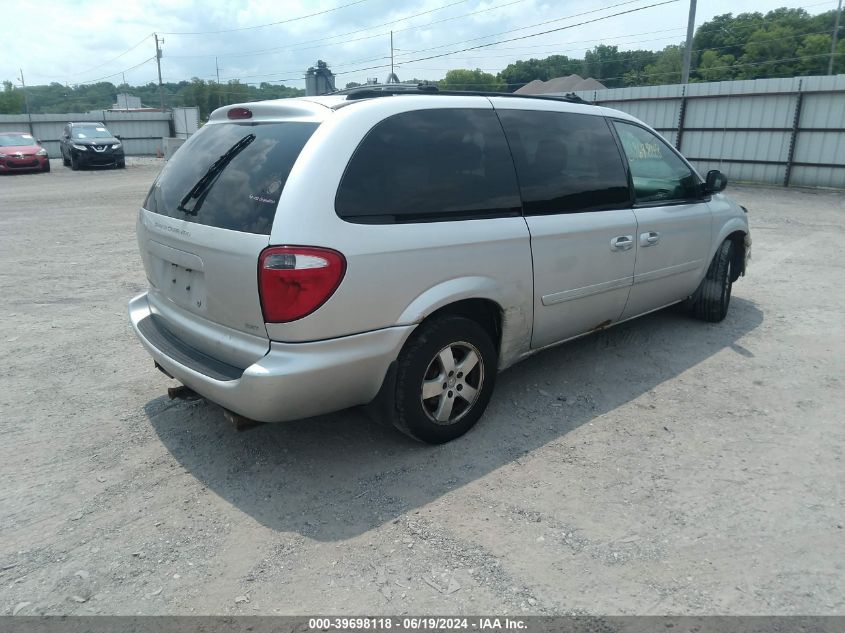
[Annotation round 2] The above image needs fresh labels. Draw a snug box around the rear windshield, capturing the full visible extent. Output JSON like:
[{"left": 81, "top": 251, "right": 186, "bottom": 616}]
[{"left": 144, "top": 121, "right": 318, "bottom": 235}]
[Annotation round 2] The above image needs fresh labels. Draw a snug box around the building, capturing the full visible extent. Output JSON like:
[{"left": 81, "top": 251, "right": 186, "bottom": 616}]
[
  {"left": 305, "top": 61, "right": 336, "bottom": 96},
  {"left": 113, "top": 93, "right": 142, "bottom": 110}
]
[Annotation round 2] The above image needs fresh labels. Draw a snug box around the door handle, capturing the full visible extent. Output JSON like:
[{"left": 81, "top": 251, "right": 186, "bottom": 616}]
[
  {"left": 610, "top": 235, "right": 634, "bottom": 251},
  {"left": 639, "top": 231, "right": 660, "bottom": 247}
]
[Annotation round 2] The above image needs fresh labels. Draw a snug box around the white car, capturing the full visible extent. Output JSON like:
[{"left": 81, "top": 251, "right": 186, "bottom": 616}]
[{"left": 130, "top": 84, "right": 751, "bottom": 443}]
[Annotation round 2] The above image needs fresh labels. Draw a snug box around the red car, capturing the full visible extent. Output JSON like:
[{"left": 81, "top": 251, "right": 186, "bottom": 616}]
[{"left": 0, "top": 132, "right": 50, "bottom": 173}]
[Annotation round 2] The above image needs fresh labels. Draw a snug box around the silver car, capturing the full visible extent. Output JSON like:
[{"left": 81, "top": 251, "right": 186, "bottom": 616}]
[{"left": 129, "top": 85, "right": 750, "bottom": 444}]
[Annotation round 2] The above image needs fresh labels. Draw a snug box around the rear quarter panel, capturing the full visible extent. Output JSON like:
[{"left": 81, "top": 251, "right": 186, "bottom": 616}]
[{"left": 266, "top": 96, "right": 534, "bottom": 368}]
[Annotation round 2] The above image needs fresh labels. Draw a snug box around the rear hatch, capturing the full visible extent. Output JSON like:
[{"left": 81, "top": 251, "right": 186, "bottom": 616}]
[{"left": 138, "top": 107, "right": 321, "bottom": 368}]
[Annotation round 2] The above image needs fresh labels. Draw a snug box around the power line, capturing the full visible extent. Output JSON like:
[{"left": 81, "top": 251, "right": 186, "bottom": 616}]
[
  {"left": 334, "top": 0, "right": 682, "bottom": 77},
  {"left": 394, "top": 28, "right": 837, "bottom": 65},
  {"left": 24, "top": 0, "right": 841, "bottom": 94},
  {"left": 161, "top": 0, "right": 372, "bottom": 35},
  {"left": 166, "top": 0, "right": 526, "bottom": 61},
  {"left": 393, "top": 0, "right": 841, "bottom": 62},
  {"left": 393, "top": 0, "right": 660, "bottom": 59},
  {"left": 394, "top": 35, "right": 685, "bottom": 63},
  {"left": 75, "top": 57, "right": 157, "bottom": 86},
  {"left": 438, "top": 27, "right": 687, "bottom": 53},
  {"left": 386, "top": 3, "right": 828, "bottom": 74},
  {"left": 28, "top": 33, "right": 153, "bottom": 81},
  {"left": 168, "top": 0, "right": 472, "bottom": 58},
  {"left": 71, "top": 21, "right": 838, "bottom": 90},
  {"left": 227, "top": 3, "right": 686, "bottom": 83},
  {"left": 235, "top": 31, "right": 688, "bottom": 82}
]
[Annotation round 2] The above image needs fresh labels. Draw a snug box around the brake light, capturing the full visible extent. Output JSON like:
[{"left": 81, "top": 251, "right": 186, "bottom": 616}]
[
  {"left": 228, "top": 107, "right": 252, "bottom": 120},
  {"left": 258, "top": 246, "right": 346, "bottom": 322}
]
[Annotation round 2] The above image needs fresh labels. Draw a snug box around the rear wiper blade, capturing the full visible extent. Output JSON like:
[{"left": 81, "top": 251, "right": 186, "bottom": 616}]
[{"left": 177, "top": 133, "right": 256, "bottom": 215}]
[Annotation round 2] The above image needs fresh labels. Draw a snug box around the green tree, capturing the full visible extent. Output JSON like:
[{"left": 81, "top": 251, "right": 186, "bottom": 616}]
[
  {"left": 697, "top": 50, "right": 737, "bottom": 81},
  {"left": 621, "top": 50, "right": 659, "bottom": 85},
  {"left": 838, "top": 38, "right": 845, "bottom": 74},
  {"left": 693, "top": 12, "right": 765, "bottom": 62},
  {"left": 642, "top": 45, "right": 684, "bottom": 84},
  {"left": 498, "top": 55, "right": 582, "bottom": 92},
  {"left": 439, "top": 68, "right": 505, "bottom": 92},
  {"left": 583, "top": 45, "right": 627, "bottom": 87},
  {"left": 796, "top": 33, "right": 834, "bottom": 75},
  {"left": 737, "top": 24, "right": 801, "bottom": 78},
  {"left": 0, "top": 80, "right": 25, "bottom": 114}
]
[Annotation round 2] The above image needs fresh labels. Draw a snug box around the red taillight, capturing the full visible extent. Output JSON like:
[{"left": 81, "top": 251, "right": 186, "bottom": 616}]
[
  {"left": 258, "top": 246, "right": 346, "bottom": 323},
  {"left": 227, "top": 107, "right": 253, "bottom": 120}
]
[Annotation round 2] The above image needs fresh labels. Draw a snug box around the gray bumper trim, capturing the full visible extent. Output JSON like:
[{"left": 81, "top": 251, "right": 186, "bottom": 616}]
[{"left": 137, "top": 314, "right": 246, "bottom": 382}]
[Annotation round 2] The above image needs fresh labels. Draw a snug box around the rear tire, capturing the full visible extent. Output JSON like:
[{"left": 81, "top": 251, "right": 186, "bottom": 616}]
[
  {"left": 689, "top": 239, "right": 734, "bottom": 322},
  {"left": 391, "top": 316, "right": 497, "bottom": 444}
]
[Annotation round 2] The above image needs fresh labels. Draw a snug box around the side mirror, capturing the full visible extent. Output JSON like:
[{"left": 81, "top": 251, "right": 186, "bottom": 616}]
[
  {"left": 116, "top": 135, "right": 122, "bottom": 140},
  {"left": 36, "top": 138, "right": 42, "bottom": 144},
  {"left": 705, "top": 169, "right": 728, "bottom": 194}
]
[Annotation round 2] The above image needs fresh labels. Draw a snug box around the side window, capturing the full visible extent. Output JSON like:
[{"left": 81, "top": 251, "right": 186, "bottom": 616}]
[
  {"left": 496, "top": 109, "right": 630, "bottom": 215},
  {"left": 336, "top": 109, "right": 521, "bottom": 223},
  {"left": 612, "top": 121, "right": 701, "bottom": 204}
]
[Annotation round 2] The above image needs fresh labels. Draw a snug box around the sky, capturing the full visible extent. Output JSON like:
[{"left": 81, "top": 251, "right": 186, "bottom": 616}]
[{"left": 3, "top": 0, "right": 838, "bottom": 89}]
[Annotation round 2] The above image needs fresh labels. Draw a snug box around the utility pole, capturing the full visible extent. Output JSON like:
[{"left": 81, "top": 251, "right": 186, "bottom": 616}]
[
  {"left": 215, "top": 57, "right": 222, "bottom": 107},
  {"left": 830, "top": 0, "right": 842, "bottom": 75},
  {"left": 18, "top": 68, "right": 34, "bottom": 135},
  {"left": 154, "top": 33, "right": 165, "bottom": 110},
  {"left": 681, "top": 0, "right": 697, "bottom": 84},
  {"left": 385, "top": 31, "right": 399, "bottom": 84}
]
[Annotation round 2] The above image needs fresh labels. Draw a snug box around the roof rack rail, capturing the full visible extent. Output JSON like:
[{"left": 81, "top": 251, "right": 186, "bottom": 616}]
[
  {"left": 332, "top": 83, "right": 439, "bottom": 99},
  {"left": 331, "top": 83, "right": 594, "bottom": 105}
]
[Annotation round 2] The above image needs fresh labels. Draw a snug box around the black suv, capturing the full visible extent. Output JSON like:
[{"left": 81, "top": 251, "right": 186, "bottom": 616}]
[{"left": 60, "top": 122, "right": 125, "bottom": 170}]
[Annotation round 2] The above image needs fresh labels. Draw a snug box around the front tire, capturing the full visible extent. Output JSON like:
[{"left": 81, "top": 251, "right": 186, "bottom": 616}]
[
  {"left": 392, "top": 316, "right": 497, "bottom": 444},
  {"left": 689, "top": 239, "right": 734, "bottom": 322},
  {"left": 70, "top": 154, "right": 80, "bottom": 171},
  {"left": 42, "top": 160, "right": 50, "bottom": 173}
]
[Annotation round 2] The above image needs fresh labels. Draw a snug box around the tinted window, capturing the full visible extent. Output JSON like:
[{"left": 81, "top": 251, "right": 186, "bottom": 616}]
[
  {"left": 144, "top": 121, "right": 318, "bottom": 235},
  {"left": 612, "top": 121, "right": 701, "bottom": 203},
  {"left": 497, "top": 110, "right": 630, "bottom": 215},
  {"left": 336, "top": 109, "right": 521, "bottom": 223}
]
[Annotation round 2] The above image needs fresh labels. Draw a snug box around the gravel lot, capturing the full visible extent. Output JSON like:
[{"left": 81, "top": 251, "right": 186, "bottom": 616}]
[{"left": 1, "top": 159, "right": 843, "bottom": 616}]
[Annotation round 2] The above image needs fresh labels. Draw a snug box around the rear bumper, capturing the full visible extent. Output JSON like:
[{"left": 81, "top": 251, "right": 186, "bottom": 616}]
[{"left": 129, "top": 292, "right": 414, "bottom": 422}]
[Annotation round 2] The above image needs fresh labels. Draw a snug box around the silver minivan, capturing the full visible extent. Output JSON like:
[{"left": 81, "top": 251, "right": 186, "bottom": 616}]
[{"left": 130, "top": 85, "right": 750, "bottom": 443}]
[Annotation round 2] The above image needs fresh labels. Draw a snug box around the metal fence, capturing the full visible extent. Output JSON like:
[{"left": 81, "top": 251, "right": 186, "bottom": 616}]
[
  {"left": 0, "top": 111, "right": 174, "bottom": 157},
  {"left": 572, "top": 74, "right": 845, "bottom": 189}
]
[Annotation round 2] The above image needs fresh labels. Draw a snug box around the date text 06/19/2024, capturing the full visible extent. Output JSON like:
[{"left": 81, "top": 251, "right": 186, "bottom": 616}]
[{"left": 307, "top": 617, "right": 527, "bottom": 630}]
